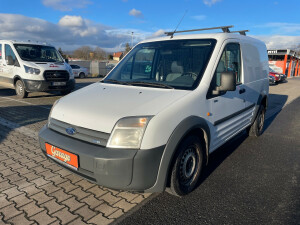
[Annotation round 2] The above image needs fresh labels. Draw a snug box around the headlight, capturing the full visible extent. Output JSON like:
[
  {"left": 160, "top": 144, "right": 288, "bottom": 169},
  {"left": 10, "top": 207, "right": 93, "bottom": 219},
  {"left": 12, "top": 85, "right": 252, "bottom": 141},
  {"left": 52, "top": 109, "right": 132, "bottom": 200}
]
[
  {"left": 24, "top": 65, "right": 40, "bottom": 75},
  {"left": 48, "top": 99, "right": 60, "bottom": 127},
  {"left": 107, "top": 116, "right": 152, "bottom": 149}
]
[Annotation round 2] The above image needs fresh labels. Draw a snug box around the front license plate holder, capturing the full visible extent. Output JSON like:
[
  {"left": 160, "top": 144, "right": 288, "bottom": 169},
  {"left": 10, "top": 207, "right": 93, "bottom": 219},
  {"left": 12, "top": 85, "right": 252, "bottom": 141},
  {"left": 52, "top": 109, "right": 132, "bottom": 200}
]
[
  {"left": 52, "top": 82, "right": 66, "bottom": 86},
  {"left": 45, "top": 143, "right": 78, "bottom": 170}
]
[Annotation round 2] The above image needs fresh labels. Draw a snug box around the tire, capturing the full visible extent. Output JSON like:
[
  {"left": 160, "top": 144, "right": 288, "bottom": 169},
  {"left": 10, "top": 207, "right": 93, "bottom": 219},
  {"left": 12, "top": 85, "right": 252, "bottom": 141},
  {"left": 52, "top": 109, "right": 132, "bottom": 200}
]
[
  {"left": 169, "top": 135, "right": 204, "bottom": 196},
  {"left": 15, "top": 80, "right": 28, "bottom": 98},
  {"left": 79, "top": 73, "right": 85, "bottom": 78},
  {"left": 248, "top": 105, "right": 266, "bottom": 137}
]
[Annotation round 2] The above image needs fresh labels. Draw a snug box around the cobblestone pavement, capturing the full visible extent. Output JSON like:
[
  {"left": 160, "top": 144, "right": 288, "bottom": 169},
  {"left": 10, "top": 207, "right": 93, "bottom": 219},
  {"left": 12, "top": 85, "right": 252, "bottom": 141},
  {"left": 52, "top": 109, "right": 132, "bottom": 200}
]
[
  {"left": 0, "top": 79, "right": 151, "bottom": 225},
  {"left": 0, "top": 77, "right": 299, "bottom": 224}
]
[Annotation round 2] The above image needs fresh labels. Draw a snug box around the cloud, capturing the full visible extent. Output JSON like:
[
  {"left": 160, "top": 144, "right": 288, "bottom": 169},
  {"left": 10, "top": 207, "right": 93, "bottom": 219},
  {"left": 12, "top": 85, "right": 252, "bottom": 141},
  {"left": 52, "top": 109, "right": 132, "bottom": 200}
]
[
  {"left": 203, "top": 0, "right": 222, "bottom": 6},
  {"left": 149, "top": 29, "right": 166, "bottom": 38},
  {"left": 0, "top": 13, "right": 133, "bottom": 51},
  {"left": 253, "top": 35, "right": 300, "bottom": 49},
  {"left": 191, "top": 15, "right": 207, "bottom": 21},
  {"left": 129, "top": 9, "right": 144, "bottom": 19},
  {"left": 42, "top": 0, "right": 91, "bottom": 11},
  {"left": 256, "top": 23, "right": 300, "bottom": 35}
]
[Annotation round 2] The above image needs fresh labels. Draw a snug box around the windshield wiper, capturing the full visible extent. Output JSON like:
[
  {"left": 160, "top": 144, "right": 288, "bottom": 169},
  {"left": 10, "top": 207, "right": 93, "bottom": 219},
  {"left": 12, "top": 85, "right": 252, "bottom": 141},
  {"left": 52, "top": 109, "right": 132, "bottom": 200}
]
[
  {"left": 102, "top": 79, "right": 131, "bottom": 85},
  {"left": 127, "top": 81, "right": 174, "bottom": 89}
]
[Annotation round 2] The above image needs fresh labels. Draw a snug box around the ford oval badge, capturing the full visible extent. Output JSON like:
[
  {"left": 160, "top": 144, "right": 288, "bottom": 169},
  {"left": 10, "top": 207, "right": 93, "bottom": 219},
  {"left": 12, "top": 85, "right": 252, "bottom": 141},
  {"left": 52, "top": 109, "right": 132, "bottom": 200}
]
[{"left": 66, "top": 127, "right": 76, "bottom": 135}]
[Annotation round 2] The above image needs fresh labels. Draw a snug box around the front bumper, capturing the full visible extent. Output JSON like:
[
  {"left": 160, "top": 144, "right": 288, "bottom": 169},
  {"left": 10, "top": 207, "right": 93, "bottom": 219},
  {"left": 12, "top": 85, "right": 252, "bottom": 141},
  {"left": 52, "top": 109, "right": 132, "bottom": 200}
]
[
  {"left": 39, "top": 125, "right": 164, "bottom": 191},
  {"left": 24, "top": 79, "right": 75, "bottom": 92}
]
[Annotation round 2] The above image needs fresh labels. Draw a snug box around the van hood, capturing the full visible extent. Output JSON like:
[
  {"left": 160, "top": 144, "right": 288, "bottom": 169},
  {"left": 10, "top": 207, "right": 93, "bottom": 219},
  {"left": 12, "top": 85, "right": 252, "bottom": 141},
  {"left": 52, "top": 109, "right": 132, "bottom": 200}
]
[
  {"left": 51, "top": 82, "right": 189, "bottom": 133},
  {"left": 24, "top": 61, "right": 69, "bottom": 70}
]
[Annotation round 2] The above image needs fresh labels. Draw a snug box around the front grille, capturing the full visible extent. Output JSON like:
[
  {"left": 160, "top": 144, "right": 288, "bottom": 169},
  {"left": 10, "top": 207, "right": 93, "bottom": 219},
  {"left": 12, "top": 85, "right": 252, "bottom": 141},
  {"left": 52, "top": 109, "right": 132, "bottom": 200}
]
[
  {"left": 44, "top": 70, "right": 69, "bottom": 82},
  {"left": 49, "top": 118, "right": 110, "bottom": 147}
]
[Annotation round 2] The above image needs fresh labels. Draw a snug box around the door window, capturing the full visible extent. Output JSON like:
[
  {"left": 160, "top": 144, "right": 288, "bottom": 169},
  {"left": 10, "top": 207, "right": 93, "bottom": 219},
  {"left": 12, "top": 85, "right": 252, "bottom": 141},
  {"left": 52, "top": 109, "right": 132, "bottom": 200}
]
[
  {"left": 5, "top": 44, "right": 19, "bottom": 67},
  {"left": 207, "top": 43, "right": 241, "bottom": 98}
]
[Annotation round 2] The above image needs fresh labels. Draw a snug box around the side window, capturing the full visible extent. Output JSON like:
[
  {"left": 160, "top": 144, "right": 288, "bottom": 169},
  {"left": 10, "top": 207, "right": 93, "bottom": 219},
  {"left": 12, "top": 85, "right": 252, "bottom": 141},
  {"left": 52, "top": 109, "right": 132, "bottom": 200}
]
[
  {"left": 5, "top": 44, "right": 19, "bottom": 67},
  {"left": 208, "top": 43, "right": 241, "bottom": 98}
]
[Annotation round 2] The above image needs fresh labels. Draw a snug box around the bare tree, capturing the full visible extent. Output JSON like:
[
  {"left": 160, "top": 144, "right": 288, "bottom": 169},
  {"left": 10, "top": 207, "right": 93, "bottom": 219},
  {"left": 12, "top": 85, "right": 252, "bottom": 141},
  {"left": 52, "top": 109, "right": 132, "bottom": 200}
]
[
  {"left": 73, "top": 46, "right": 93, "bottom": 60},
  {"left": 124, "top": 43, "right": 131, "bottom": 55},
  {"left": 94, "top": 47, "right": 106, "bottom": 60}
]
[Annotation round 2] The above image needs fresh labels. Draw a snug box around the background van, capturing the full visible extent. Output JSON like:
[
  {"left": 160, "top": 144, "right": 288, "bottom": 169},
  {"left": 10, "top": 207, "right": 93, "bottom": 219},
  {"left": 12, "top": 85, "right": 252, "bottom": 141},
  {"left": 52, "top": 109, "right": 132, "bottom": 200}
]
[{"left": 0, "top": 40, "right": 75, "bottom": 98}]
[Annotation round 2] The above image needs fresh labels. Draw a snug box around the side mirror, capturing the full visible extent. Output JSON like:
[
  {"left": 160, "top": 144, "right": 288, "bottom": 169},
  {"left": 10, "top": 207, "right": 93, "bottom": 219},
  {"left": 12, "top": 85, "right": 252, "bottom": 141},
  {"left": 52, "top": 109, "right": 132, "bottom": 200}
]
[
  {"left": 65, "top": 58, "right": 69, "bottom": 64},
  {"left": 213, "top": 72, "right": 236, "bottom": 95}
]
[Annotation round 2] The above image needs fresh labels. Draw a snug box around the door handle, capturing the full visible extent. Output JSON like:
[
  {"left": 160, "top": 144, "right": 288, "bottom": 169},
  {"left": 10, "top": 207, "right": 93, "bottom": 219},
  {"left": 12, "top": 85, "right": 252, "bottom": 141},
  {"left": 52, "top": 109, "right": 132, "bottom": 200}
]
[{"left": 239, "top": 88, "right": 246, "bottom": 94}]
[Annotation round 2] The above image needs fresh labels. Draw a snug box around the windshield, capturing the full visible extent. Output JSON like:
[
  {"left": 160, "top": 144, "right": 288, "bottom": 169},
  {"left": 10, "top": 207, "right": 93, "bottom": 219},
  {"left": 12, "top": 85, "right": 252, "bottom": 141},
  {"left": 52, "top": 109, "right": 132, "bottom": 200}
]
[
  {"left": 103, "top": 39, "right": 216, "bottom": 90},
  {"left": 269, "top": 67, "right": 275, "bottom": 72},
  {"left": 14, "top": 44, "right": 64, "bottom": 63}
]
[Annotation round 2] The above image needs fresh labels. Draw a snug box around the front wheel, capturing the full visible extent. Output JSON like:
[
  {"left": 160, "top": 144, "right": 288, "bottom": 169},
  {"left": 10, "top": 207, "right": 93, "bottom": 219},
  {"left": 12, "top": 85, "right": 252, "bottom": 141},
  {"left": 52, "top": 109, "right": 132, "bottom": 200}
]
[
  {"left": 79, "top": 73, "right": 85, "bottom": 78},
  {"left": 169, "top": 135, "right": 204, "bottom": 196},
  {"left": 15, "top": 80, "right": 28, "bottom": 98},
  {"left": 248, "top": 105, "right": 266, "bottom": 137}
]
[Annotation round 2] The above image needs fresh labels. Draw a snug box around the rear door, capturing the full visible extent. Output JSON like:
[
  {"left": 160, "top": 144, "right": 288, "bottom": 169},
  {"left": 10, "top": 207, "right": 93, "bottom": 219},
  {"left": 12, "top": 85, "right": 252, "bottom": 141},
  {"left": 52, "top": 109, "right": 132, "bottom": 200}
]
[{"left": 207, "top": 41, "right": 249, "bottom": 151}]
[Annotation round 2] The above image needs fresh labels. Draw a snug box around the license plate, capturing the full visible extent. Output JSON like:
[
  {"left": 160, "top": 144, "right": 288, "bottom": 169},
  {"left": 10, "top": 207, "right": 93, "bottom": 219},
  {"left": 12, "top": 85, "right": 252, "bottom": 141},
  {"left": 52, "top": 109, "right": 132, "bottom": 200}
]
[
  {"left": 45, "top": 143, "right": 78, "bottom": 170},
  {"left": 52, "top": 82, "right": 66, "bottom": 86}
]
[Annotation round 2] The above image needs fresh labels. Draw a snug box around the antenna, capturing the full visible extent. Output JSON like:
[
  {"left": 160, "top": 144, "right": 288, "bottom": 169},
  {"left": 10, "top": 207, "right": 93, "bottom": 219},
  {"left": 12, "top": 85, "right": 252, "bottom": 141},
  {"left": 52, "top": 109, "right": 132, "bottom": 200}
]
[{"left": 170, "top": 10, "right": 188, "bottom": 38}]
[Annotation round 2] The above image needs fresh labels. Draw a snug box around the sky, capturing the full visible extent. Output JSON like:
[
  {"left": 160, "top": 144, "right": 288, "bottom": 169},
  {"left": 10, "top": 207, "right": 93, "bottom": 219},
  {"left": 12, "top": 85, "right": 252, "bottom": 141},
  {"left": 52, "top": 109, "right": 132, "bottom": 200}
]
[{"left": 0, "top": 0, "right": 300, "bottom": 52}]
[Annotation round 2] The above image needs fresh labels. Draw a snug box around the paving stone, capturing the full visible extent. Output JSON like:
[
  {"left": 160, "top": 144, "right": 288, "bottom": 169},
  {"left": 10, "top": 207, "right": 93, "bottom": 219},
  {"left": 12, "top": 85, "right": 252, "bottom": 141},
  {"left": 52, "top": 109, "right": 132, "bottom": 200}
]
[
  {"left": 68, "top": 217, "right": 88, "bottom": 225},
  {"left": 0, "top": 180, "right": 15, "bottom": 192},
  {"left": 74, "top": 205, "right": 97, "bottom": 221},
  {"left": 130, "top": 195, "right": 145, "bottom": 204},
  {"left": 55, "top": 168, "right": 72, "bottom": 177},
  {"left": 30, "top": 210, "right": 57, "bottom": 225},
  {"left": 52, "top": 207, "right": 78, "bottom": 224},
  {"left": 40, "top": 199, "right": 64, "bottom": 215},
  {"left": 11, "top": 193, "right": 33, "bottom": 208},
  {"left": 2, "top": 187, "right": 23, "bottom": 199},
  {"left": 31, "top": 177, "right": 50, "bottom": 187},
  {"left": 117, "top": 192, "right": 140, "bottom": 202},
  {"left": 57, "top": 180, "right": 77, "bottom": 192},
  {"left": 80, "top": 195, "right": 103, "bottom": 209},
  {"left": 0, "top": 194, "right": 11, "bottom": 209},
  {"left": 21, "top": 184, "right": 43, "bottom": 196},
  {"left": 113, "top": 199, "right": 136, "bottom": 212},
  {"left": 31, "top": 166, "right": 48, "bottom": 175},
  {"left": 62, "top": 197, "right": 85, "bottom": 211},
  {"left": 95, "top": 203, "right": 118, "bottom": 217},
  {"left": 39, "top": 169, "right": 58, "bottom": 179},
  {"left": 5, "top": 173, "right": 24, "bottom": 183},
  {"left": 22, "top": 172, "right": 40, "bottom": 181},
  {"left": 15, "top": 167, "right": 32, "bottom": 175},
  {"left": 69, "top": 188, "right": 90, "bottom": 200},
  {"left": 75, "top": 179, "right": 96, "bottom": 191},
  {"left": 0, "top": 168, "right": 16, "bottom": 177},
  {"left": 65, "top": 174, "right": 83, "bottom": 184},
  {"left": 20, "top": 201, "right": 44, "bottom": 217},
  {"left": 40, "top": 182, "right": 61, "bottom": 195},
  {"left": 86, "top": 186, "right": 108, "bottom": 198},
  {"left": 49, "top": 189, "right": 72, "bottom": 203},
  {"left": 0, "top": 204, "right": 22, "bottom": 221},
  {"left": 87, "top": 213, "right": 113, "bottom": 225},
  {"left": 101, "top": 192, "right": 122, "bottom": 205},
  {"left": 108, "top": 209, "right": 124, "bottom": 219},
  {"left": 7, "top": 213, "right": 34, "bottom": 225},
  {"left": 31, "top": 191, "right": 53, "bottom": 205},
  {"left": 45, "top": 175, "right": 66, "bottom": 185},
  {"left": 11, "top": 179, "right": 32, "bottom": 189}
]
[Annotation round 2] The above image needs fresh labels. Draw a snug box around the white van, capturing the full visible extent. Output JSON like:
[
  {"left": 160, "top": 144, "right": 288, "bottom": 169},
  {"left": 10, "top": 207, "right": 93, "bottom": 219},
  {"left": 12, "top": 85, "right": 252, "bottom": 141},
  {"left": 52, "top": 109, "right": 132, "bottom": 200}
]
[
  {"left": 39, "top": 26, "right": 269, "bottom": 196},
  {"left": 0, "top": 40, "right": 75, "bottom": 98}
]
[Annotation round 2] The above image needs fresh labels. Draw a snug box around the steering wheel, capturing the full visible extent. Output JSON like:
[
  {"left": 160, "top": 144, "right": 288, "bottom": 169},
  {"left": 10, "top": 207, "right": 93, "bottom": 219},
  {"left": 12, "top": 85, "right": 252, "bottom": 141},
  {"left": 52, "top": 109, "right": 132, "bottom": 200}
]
[{"left": 181, "top": 72, "right": 198, "bottom": 80}]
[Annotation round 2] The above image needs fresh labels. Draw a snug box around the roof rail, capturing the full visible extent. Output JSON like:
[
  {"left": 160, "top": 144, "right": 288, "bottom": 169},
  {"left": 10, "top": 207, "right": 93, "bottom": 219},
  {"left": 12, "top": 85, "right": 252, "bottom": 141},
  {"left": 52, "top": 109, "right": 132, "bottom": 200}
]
[
  {"left": 165, "top": 25, "right": 234, "bottom": 38},
  {"left": 231, "top": 30, "right": 249, "bottom": 36}
]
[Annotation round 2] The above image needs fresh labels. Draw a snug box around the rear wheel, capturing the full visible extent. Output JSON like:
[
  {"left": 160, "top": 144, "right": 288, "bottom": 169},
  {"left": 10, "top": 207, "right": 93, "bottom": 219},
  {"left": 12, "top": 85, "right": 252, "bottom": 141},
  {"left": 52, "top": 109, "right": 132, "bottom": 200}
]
[
  {"left": 248, "top": 105, "right": 266, "bottom": 137},
  {"left": 169, "top": 135, "right": 204, "bottom": 196},
  {"left": 79, "top": 72, "right": 85, "bottom": 78},
  {"left": 15, "top": 80, "right": 28, "bottom": 98}
]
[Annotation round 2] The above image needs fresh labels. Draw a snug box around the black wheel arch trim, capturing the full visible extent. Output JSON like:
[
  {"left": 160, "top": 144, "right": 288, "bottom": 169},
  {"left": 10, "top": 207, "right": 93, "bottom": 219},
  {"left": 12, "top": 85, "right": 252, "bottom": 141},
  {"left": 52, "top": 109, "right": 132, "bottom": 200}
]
[{"left": 145, "top": 116, "right": 210, "bottom": 193}]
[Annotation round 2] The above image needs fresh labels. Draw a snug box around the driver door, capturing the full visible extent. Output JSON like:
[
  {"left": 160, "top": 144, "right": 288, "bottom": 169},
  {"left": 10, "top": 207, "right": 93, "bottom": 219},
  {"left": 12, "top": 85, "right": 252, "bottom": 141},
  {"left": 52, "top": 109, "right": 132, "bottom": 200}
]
[{"left": 207, "top": 42, "right": 247, "bottom": 151}]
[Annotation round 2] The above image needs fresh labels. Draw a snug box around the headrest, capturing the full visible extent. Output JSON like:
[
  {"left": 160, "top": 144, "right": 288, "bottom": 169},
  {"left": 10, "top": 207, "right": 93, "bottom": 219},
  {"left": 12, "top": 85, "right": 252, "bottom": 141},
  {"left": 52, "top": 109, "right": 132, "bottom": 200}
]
[{"left": 171, "top": 61, "right": 183, "bottom": 74}]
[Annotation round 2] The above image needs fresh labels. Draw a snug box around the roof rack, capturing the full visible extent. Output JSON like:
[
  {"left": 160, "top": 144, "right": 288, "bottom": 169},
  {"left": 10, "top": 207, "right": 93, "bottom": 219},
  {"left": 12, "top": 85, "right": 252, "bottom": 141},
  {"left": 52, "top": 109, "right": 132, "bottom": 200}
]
[
  {"left": 165, "top": 25, "right": 234, "bottom": 38},
  {"left": 231, "top": 30, "right": 249, "bottom": 36}
]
